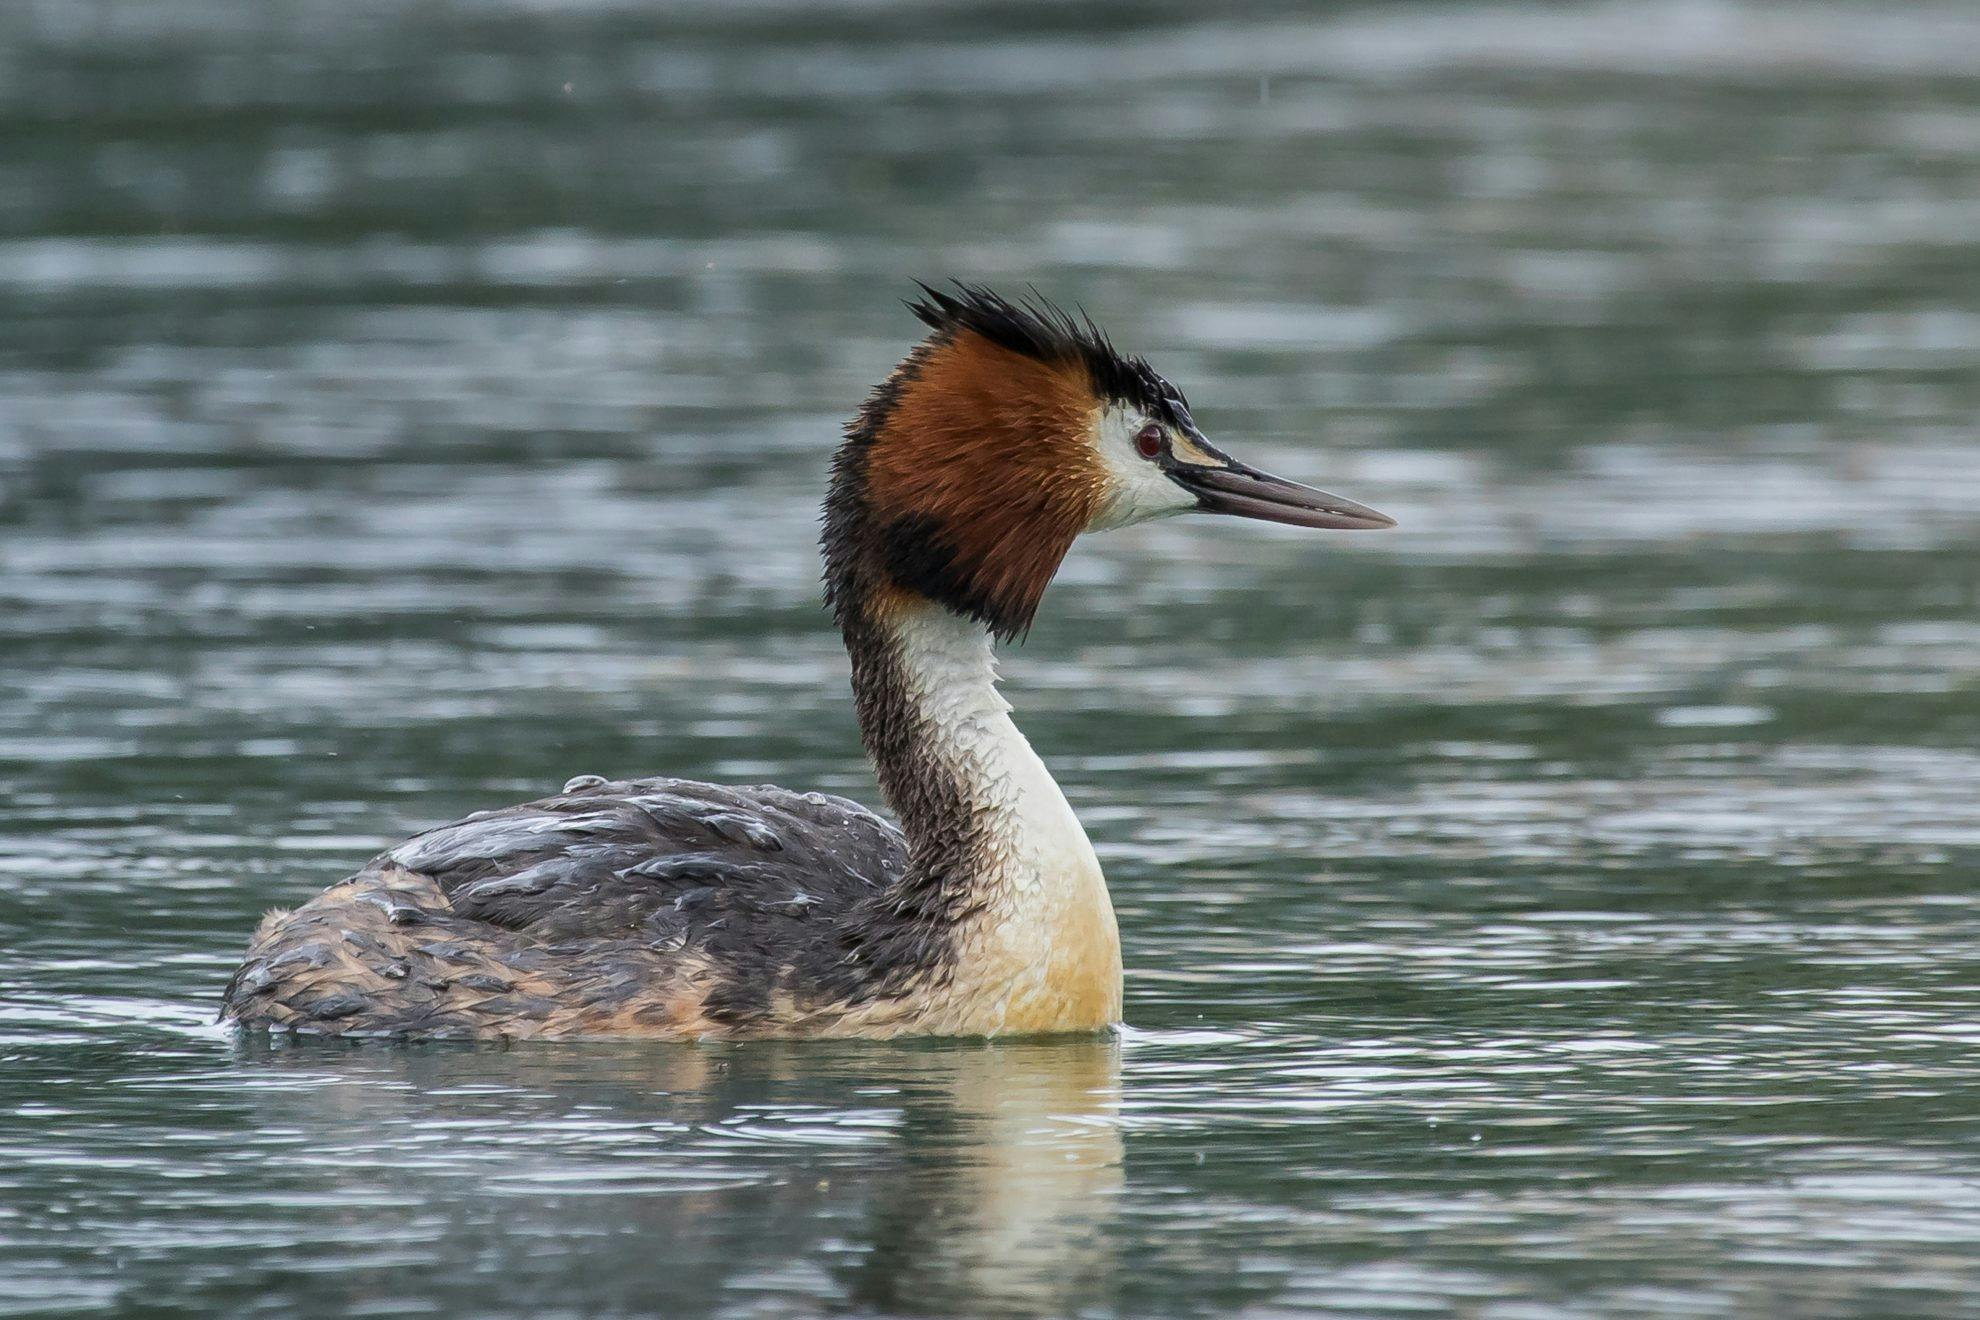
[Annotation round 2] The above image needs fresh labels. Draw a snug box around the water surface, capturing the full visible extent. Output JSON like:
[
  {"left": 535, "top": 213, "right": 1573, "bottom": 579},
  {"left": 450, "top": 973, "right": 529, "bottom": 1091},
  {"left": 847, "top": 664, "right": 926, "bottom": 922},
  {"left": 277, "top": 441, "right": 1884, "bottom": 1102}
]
[{"left": 5, "top": 1, "right": 1980, "bottom": 1315}]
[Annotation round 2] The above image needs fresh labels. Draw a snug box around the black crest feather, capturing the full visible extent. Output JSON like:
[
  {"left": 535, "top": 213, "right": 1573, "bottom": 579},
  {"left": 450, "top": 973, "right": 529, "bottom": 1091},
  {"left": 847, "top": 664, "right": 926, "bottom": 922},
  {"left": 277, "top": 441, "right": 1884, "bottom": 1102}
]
[{"left": 906, "top": 281, "right": 1189, "bottom": 425}]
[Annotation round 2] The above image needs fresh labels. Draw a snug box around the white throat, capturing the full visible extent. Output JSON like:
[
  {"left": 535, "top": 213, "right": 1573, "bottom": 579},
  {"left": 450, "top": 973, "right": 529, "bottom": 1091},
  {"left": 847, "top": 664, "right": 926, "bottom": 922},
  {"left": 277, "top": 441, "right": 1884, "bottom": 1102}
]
[{"left": 883, "top": 605, "right": 1123, "bottom": 1033}]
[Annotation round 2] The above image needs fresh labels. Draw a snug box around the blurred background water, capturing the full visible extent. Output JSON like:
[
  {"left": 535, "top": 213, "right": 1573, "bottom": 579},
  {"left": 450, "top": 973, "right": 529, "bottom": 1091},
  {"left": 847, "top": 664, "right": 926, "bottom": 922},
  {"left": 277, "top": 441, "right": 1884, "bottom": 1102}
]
[{"left": 4, "top": 0, "right": 1980, "bottom": 1315}]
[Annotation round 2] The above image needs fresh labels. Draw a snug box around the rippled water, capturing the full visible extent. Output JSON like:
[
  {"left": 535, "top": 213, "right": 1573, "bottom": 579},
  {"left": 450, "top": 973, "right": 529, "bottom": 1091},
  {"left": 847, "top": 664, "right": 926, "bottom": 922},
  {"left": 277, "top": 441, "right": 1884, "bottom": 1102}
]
[{"left": 6, "top": 1, "right": 1980, "bottom": 1315}]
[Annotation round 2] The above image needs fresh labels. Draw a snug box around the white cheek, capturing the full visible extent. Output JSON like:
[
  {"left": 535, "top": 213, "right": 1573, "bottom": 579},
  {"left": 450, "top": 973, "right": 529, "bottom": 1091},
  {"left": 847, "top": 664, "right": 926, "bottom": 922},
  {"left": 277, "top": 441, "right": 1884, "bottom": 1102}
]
[{"left": 1086, "top": 408, "right": 1199, "bottom": 530}]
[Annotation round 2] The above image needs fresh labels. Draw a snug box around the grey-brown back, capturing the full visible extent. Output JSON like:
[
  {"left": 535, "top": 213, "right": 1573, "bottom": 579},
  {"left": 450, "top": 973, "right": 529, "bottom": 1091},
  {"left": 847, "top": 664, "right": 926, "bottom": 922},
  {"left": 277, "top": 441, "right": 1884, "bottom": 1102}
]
[{"left": 220, "top": 777, "right": 911, "bottom": 1038}]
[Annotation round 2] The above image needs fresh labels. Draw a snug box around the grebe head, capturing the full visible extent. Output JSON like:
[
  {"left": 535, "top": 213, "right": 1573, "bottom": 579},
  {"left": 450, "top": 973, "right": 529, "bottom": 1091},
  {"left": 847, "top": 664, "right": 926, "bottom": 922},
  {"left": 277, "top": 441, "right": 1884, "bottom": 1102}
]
[{"left": 826, "top": 282, "right": 1394, "bottom": 640}]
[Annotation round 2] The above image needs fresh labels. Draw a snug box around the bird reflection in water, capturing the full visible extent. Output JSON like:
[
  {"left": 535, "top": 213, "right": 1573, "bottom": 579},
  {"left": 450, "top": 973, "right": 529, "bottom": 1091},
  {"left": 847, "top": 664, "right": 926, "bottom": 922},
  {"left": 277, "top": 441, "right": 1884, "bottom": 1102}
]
[
  {"left": 230, "top": 1033, "right": 1122, "bottom": 1316},
  {"left": 846, "top": 1036, "right": 1123, "bottom": 1314}
]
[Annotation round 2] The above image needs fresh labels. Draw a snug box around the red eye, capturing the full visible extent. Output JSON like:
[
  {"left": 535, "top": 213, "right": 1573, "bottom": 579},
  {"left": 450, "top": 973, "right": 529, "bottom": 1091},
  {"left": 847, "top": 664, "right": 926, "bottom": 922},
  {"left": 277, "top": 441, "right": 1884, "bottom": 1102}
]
[{"left": 1134, "top": 424, "right": 1164, "bottom": 459}]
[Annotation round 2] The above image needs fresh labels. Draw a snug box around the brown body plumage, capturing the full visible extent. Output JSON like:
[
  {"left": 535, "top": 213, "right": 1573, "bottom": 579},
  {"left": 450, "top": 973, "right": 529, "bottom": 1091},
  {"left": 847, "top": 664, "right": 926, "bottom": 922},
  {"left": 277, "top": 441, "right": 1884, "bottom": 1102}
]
[{"left": 221, "top": 284, "right": 1392, "bottom": 1040}]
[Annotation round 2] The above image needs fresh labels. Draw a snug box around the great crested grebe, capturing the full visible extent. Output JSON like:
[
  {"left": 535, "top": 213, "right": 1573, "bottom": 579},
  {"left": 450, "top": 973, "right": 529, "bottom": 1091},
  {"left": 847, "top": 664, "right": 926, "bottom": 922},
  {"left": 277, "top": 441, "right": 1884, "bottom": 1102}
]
[{"left": 221, "top": 284, "right": 1393, "bottom": 1040}]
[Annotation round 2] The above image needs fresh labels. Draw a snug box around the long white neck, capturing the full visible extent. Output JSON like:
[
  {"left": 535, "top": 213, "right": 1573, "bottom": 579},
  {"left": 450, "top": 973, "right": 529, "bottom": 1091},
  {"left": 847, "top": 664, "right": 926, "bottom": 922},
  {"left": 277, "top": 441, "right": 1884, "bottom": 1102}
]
[{"left": 855, "top": 604, "right": 1122, "bottom": 1035}]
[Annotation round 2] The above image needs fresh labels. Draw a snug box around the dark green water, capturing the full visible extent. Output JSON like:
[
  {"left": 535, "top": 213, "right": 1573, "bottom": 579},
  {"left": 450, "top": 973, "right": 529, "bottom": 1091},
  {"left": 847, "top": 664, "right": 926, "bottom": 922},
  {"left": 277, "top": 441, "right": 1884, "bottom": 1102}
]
[{"left": 6, "top": 1, "right": 1980, "bottom": 1315}]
